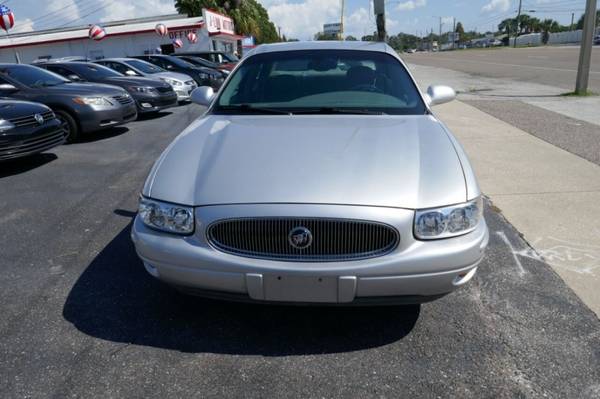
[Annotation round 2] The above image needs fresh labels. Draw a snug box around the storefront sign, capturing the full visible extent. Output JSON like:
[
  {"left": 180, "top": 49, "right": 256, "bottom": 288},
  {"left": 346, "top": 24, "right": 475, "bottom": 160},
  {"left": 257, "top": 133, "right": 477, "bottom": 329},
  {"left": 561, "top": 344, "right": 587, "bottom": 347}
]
[
  {"left": 168, "top": 29, "right": 198, "bottom": 40},
  {"left": 202, "top": 9, "right": 235, "bottom": 35}
]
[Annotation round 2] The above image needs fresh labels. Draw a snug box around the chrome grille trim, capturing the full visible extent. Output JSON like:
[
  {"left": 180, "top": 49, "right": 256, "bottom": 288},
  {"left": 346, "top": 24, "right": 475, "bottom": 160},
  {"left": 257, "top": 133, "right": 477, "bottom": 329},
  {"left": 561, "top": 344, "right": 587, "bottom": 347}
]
[
  {"left": 207, "top": 218, "right": 400, "bottom": 262},
  {"left": 9, "top": 111, "right": 55, "bottom": 127},
  {"left": 113, "top": 95, "right": 134, "bottom": 105}
]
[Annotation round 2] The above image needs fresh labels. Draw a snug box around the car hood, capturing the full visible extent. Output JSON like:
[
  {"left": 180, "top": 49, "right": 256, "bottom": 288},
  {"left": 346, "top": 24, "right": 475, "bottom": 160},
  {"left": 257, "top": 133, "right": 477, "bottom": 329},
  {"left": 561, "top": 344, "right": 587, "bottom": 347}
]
[
  {"left": 0, "top": 99, "right": 50, "bottom": 118},
  {"left": 154, "top": 71, "right": 194, "bottom": 82},
  {"left": 145, "top": 115, "right": 468, "bottom": 209},
  {"left": 103, "top": 76, "right": 171, "bottom": 89},
  {"left": 36, "top": 82, "right": 126, "bottom": 96}
]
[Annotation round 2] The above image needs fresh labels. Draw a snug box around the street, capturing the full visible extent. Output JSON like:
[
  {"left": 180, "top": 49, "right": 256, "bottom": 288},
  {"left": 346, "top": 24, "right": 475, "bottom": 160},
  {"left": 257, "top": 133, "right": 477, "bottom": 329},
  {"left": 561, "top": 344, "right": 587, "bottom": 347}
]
[
  {"left": 1, "top": 103, "right": 599, "bottom": 398},
  {"left": 403, "top": 46, "right": 600, "bottom": 92}
]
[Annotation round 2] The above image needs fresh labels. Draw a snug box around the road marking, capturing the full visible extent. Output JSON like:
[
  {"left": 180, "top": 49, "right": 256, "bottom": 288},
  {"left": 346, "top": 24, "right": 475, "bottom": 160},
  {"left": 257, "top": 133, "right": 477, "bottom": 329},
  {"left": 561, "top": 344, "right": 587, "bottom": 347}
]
[
  {"left": 425, "top": 56, "right": 600, "bottom": 75},
  {"left": 496, "top": 231, "right": 527, "bottom": 276}
]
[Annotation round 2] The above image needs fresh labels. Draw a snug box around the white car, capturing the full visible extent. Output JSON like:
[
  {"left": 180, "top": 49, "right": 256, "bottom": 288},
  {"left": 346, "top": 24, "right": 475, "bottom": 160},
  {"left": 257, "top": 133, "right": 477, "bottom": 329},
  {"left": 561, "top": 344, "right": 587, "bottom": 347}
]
[
  {"left": 95, "top": 58, "right": 197, "bottom": 102},
  {"left": 132, "top": 41, "right": 488, "bottom": 305}
]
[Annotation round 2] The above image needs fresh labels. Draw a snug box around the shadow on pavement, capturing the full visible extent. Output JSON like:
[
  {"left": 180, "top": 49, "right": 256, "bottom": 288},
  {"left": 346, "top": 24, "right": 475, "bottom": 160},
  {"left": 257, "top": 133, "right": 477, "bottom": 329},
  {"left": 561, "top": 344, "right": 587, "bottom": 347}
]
[
  {"left": 63, "top": 222, "right": 420, "bottom": 355},
  {"left": 0, "top": 153, "right": 57, "bottom": 178},
  {"left": 135, "top": 111, "right": 173, "bottom": 121}
]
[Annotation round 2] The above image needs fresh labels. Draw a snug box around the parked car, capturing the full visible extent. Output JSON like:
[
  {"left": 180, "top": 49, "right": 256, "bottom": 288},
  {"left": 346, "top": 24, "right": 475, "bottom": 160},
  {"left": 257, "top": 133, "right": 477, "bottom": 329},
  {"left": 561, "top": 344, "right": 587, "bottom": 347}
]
[
  {"left": 37, "top": 62, "right": 177, "bottom": 115},
  {"left": 0, "top": 64, "right": 137, "bottom": 142},
  {"left": 95, "top": 58, "right": 196, "bottom": 102},
  {"left": 132, "top": 55, "right": 224, "bottom": 89},
  {"left": 594, "top": 35, "right": 600, "bottom": 45},
  {"left": 131, "top": 41, "right": 489, "bottom": 305},
  {"left": 172, "top": 55, "right": 230, "bottom": 76},
  {"left": 177, "top": 51, "right": 238, "bottom": 71},
  {"left": 0, "top": 99, "right": 65, "bottom": 161}
]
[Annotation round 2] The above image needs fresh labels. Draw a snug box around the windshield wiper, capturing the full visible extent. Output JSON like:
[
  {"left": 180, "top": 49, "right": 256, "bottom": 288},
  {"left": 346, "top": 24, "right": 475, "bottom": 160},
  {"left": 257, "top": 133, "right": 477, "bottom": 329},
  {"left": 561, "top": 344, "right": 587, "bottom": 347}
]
[
  {"left": 291, "top": 107, "right": 387, "bottom": 115},
  {"left": 215, "top": 104, "right": 292, "bottom": 115}
]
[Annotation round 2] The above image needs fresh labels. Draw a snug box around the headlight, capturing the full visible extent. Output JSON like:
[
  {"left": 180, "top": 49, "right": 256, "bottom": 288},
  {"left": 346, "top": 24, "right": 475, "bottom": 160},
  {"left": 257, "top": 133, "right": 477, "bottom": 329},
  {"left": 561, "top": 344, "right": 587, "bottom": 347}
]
[
  {"left": 0, "top": 119, "right": 15, "bottom": 132},
  {"left": 129, "top": 86, "right": 157, "bottom": 94},
  {"left": 414, "top": 197, "right": 482, "bottom": 240},
  {"left": 138, "top": 197, "right": 194, "bottom": 235},
  {"left": 161, "top": 78, "right": 183, "bottom": 87},
  {"left": 73, "top": 97, "right": 113, "bottom": 106}
]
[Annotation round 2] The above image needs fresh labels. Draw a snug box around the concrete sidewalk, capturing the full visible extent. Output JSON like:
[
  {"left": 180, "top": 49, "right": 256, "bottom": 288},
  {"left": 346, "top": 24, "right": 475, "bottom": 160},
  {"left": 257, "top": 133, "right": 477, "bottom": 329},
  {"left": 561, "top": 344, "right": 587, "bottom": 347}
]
[{"left": 436, "top": 101, "right": 600, "bottom": 317}]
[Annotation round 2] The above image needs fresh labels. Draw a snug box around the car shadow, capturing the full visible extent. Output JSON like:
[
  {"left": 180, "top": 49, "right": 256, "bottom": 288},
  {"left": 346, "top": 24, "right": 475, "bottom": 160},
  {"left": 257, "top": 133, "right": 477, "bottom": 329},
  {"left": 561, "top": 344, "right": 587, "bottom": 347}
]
[
  {"left": 74, "top": 127, "right": 129, "bottom": 144},
  {"left": 0, "top": 153, "right": 58, "bottom": 178},
  {"left": 135, "top": 111, "right": 173, "bottom": 121},
  {"left": 63, "top": 219, "right": 421, "bottom": 355}
]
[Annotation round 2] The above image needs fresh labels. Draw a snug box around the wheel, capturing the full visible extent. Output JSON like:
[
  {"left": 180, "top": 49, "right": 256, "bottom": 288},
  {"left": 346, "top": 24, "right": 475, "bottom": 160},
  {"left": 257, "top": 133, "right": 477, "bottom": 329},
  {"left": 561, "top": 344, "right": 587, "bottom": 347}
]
[{"left": 54, "top": 110, "right": 79, "bottom": 143}]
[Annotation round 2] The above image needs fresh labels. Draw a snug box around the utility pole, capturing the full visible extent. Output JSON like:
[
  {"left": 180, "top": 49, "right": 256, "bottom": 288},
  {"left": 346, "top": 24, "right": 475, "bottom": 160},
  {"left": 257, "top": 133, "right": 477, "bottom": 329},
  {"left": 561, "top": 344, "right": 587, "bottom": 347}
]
[
  {"left": 374, "top": 0, "right": 386, "bottom": 42},
  {"left": 571, "top": 12, "right": 575, "bottom": 31},
  {"left": 513, "top": 0, "right": 523, "bottom": 47},
  {"left": 340, "top": 0, "right": 345, "bottom": 40},
  {"left": 439, "top": 17, "right": 442, "bottom": 41},
  {"left": 575, "top": 0, "right": 598, "bottom": 94},
  {"left": 452, "top": 17, "right": 456, "bottom": 50}
]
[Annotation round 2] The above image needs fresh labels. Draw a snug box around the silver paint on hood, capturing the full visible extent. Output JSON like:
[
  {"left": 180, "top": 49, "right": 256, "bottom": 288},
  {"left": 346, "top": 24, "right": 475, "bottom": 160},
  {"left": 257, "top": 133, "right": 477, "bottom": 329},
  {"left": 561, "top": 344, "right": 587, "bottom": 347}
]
[{"left": 144, "top": 114, "right": 468, "bottom": 209}]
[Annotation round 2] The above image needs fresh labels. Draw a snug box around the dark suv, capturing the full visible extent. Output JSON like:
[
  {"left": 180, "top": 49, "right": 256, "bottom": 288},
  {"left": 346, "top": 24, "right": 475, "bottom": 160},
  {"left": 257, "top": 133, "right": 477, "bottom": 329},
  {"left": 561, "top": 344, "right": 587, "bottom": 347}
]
[
  {"left": 132, "top": 55, "right": 224, "bottom": 89},
  {"left": 0, "top": 99, "right": 65, "bottom": 161},
  {"left": 0, "top": 64, "right": 137, "bottom": 141},
  {"left": 37, "top": 62, "right": 177, "bottom": 115}
]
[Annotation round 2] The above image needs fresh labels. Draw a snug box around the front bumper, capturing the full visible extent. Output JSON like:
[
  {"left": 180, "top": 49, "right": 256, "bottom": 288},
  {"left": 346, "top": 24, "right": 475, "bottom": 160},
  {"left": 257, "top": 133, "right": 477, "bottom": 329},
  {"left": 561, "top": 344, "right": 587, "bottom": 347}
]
[
  {"left": 131, "top": 204, "right": 489, "bottom": 305},
  {"left": 135, "top": 93, "right": 178, "bottom": 113},
  {"left": 78, "top": 102, "right": 138, "bottom": 133},
  {"left": 0, "top": 120, "right": 65, "bottom": 161}
]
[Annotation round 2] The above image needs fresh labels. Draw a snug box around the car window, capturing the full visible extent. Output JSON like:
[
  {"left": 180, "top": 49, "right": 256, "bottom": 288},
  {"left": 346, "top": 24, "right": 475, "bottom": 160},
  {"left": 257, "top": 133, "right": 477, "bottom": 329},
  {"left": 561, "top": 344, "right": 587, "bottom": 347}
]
[
  {"left": 45, "top": 66, "right": 79, "bottom": 80},
  {"left": 72, "top": 64, "right": 123, "bottom": 79},
  {"left": 0, "top": 64, "right": 69, "bottom": 88},
  {"left": 125, "top": 60, "right": 164, "bottom": 74},
  {"left": 215, "top": 50, "right": 425, "bottom": 115}
]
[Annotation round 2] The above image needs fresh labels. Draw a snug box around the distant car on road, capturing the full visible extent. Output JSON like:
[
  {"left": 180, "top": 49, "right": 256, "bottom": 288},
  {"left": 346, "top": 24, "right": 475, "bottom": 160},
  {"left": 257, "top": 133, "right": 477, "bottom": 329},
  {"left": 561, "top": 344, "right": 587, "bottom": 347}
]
[
  {"left": 132, "top": 41, "right": 488, "bottom": 305},
  {"left": 0, "top": 99, "right": 65, "bottom": 161},
  {"left": 95, "top": 58, "right": 197, "bottom": 102},
  {"left": 594, "top": 35, "right": 600, "bottom": 45},
  {"left": 132, "top": 55, "right": 224, "bottom": 89},
  {"left": 37, "top": 62, "right": 177, "bottom": 115},
  {"left": 176, "top": 51, "right": 238, "bottom": 71},
  {"left": 0, "top": 64, "right": 137, "bottom": 142}
]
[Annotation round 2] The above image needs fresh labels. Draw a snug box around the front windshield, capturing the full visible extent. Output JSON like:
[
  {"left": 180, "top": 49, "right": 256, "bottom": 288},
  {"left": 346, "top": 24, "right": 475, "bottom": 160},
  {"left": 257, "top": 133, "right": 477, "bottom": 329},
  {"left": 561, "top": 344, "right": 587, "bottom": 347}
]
[
  {"left": 1, "top": 64, "right": 69, "bottom": 88},
  {"left": 72, "top": 64, "right": 123, "bottom": 79},
  {"left": 166, "top": 56, "right": 195, "bottom": 68},
  {"left": 125, "top": 60, "right": 165, "bottom": 74},
  {"left": 215, "top": 50, "right": 425, "bottom": 115},
  {"left": 185, "top": 56, "right": 219, "bottom": 69},
  {"left": 222, "top": 52, "right": 239, "bottom": 62}
]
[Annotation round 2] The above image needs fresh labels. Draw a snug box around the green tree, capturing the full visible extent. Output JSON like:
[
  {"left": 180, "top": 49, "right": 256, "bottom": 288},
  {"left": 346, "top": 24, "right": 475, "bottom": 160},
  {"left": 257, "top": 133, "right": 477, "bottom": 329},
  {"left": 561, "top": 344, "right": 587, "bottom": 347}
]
[
  {"left": 455, "top": 21, "right": 465, "bottom": 43},
  {"left": 576, "top": 10, "right": 600, "bottom": 30},
  {"left": 345, "top": 35, "right": 357, "bottom": 41},
  {"left": 175, "top": 0, "right": 279, "bottom": 44}
]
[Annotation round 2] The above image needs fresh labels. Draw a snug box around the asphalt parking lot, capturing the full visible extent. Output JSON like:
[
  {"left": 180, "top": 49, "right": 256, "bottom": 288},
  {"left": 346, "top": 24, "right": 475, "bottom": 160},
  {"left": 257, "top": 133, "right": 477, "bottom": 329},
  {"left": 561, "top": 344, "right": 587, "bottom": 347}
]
[
  {"left": 403, "top": 46, "right": 600, "bottom": 92},
  {"left": 1, "top": 103, "right": 599, "bottom": 398}
]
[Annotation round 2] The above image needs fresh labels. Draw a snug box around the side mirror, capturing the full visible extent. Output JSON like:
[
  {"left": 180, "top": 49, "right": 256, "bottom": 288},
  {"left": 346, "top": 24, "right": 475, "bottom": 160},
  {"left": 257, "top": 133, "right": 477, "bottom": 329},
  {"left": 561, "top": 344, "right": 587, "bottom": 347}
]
[
  {"left": 191, "top": 86, "right": 215, "bottom": 107},
  {"left": 125, "top": 70, "right": 137, "bottom": 76},
  {"left": 425, "top": 85, "right": 456, "bottom": 107},
  {"left": 0, "top": 83, "right": 18, "bottom": 93}
]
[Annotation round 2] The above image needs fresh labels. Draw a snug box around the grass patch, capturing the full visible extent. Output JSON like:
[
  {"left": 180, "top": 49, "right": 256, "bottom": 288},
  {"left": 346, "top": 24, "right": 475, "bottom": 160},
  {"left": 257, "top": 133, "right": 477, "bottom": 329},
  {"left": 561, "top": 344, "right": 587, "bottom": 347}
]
[{"left": 560, "top": 90, "right": 597, "bottom": 97}]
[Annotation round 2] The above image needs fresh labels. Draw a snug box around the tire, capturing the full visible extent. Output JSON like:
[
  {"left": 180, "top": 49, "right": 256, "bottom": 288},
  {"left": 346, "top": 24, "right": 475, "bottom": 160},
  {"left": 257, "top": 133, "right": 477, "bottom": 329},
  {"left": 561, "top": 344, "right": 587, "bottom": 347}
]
[{"left": 54, "top": 110, "right": 79, "bottom": 143}]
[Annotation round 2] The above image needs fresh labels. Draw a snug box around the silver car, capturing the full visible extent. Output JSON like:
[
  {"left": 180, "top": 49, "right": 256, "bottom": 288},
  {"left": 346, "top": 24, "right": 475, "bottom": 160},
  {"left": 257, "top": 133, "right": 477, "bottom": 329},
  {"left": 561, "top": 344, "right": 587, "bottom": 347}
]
[
  {"left": 132, "top": 41, "right": 489, "bottom": 305},
  {"left": 95, "top": 58, "right": 197, "bottom": 102}
]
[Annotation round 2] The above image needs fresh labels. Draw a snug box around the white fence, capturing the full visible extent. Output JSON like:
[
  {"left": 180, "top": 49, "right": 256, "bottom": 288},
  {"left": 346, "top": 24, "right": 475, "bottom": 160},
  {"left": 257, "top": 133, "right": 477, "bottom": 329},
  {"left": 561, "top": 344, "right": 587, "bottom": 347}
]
[{"left": 512, "top": 29, "right": 593, "bottom": 46}]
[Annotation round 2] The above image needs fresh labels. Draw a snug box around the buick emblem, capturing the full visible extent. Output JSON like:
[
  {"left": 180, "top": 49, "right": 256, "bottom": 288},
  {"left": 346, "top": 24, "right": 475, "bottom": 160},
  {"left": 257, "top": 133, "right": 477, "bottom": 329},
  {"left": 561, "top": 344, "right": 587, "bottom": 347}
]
[
  {"left": 288, "top": 226, "right": 313, "bottom": 249},
  {"left": 34, "top": 113, "right": 44, "bottom": 125}
]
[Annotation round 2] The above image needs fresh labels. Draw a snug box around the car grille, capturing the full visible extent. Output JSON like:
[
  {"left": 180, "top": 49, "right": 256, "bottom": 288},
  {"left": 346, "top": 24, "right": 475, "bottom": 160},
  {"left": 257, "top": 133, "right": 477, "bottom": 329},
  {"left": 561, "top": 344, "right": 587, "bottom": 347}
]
[
  {"left": 207, "top": 218, "right": 399, "bottom": 262},
  {"left": 0, "top": 128, "right": 66, "bottom": 160},
  {"left": 8, "top": 111, "right": 55, "bottom": 128},
  {"left": 113, "top": 95, "right": 134, "bottom": 105},
  {"left": 156, "top": 86, "right": 173, "bottom": 93}
]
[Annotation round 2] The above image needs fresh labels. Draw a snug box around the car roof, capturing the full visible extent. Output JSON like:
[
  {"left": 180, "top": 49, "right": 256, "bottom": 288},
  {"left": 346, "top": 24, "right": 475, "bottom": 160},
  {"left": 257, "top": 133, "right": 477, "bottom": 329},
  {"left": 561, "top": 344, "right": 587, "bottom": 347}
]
[
  {"left": 249, "top": 41, "right": 393, "bottom": 56},
  {"left": 99, "top": 58, "right": 141, "bottom": 62}
]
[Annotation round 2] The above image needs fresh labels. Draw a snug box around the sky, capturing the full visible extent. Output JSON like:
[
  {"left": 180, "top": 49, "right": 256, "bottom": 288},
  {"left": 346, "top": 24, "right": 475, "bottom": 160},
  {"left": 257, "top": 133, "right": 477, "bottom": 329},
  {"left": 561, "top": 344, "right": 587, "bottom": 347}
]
[{"left": 2, "top": 0, "right": 589, "bottom": 40}]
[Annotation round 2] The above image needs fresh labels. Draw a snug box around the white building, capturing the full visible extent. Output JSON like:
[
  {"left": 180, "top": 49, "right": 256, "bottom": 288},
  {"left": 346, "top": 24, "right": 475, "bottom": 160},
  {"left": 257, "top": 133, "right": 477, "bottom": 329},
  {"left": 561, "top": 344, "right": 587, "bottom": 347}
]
[{"left": 0, "top": 11, "right": 242, "bottom": 64}]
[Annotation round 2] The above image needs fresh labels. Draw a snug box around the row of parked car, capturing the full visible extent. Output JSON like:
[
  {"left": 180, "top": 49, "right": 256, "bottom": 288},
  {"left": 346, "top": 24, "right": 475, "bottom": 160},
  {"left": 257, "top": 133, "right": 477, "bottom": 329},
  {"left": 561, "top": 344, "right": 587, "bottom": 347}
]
[{"left": 0, "top": 51, "right": 238, "bottom": 161}]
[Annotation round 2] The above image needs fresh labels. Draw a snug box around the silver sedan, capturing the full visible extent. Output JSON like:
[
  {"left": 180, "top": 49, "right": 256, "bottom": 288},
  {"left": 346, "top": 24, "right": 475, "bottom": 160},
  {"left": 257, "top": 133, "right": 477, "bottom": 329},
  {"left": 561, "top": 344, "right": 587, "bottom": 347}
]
[{"left": 131, "top": 41, "right": 488, "bottom": 305}]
